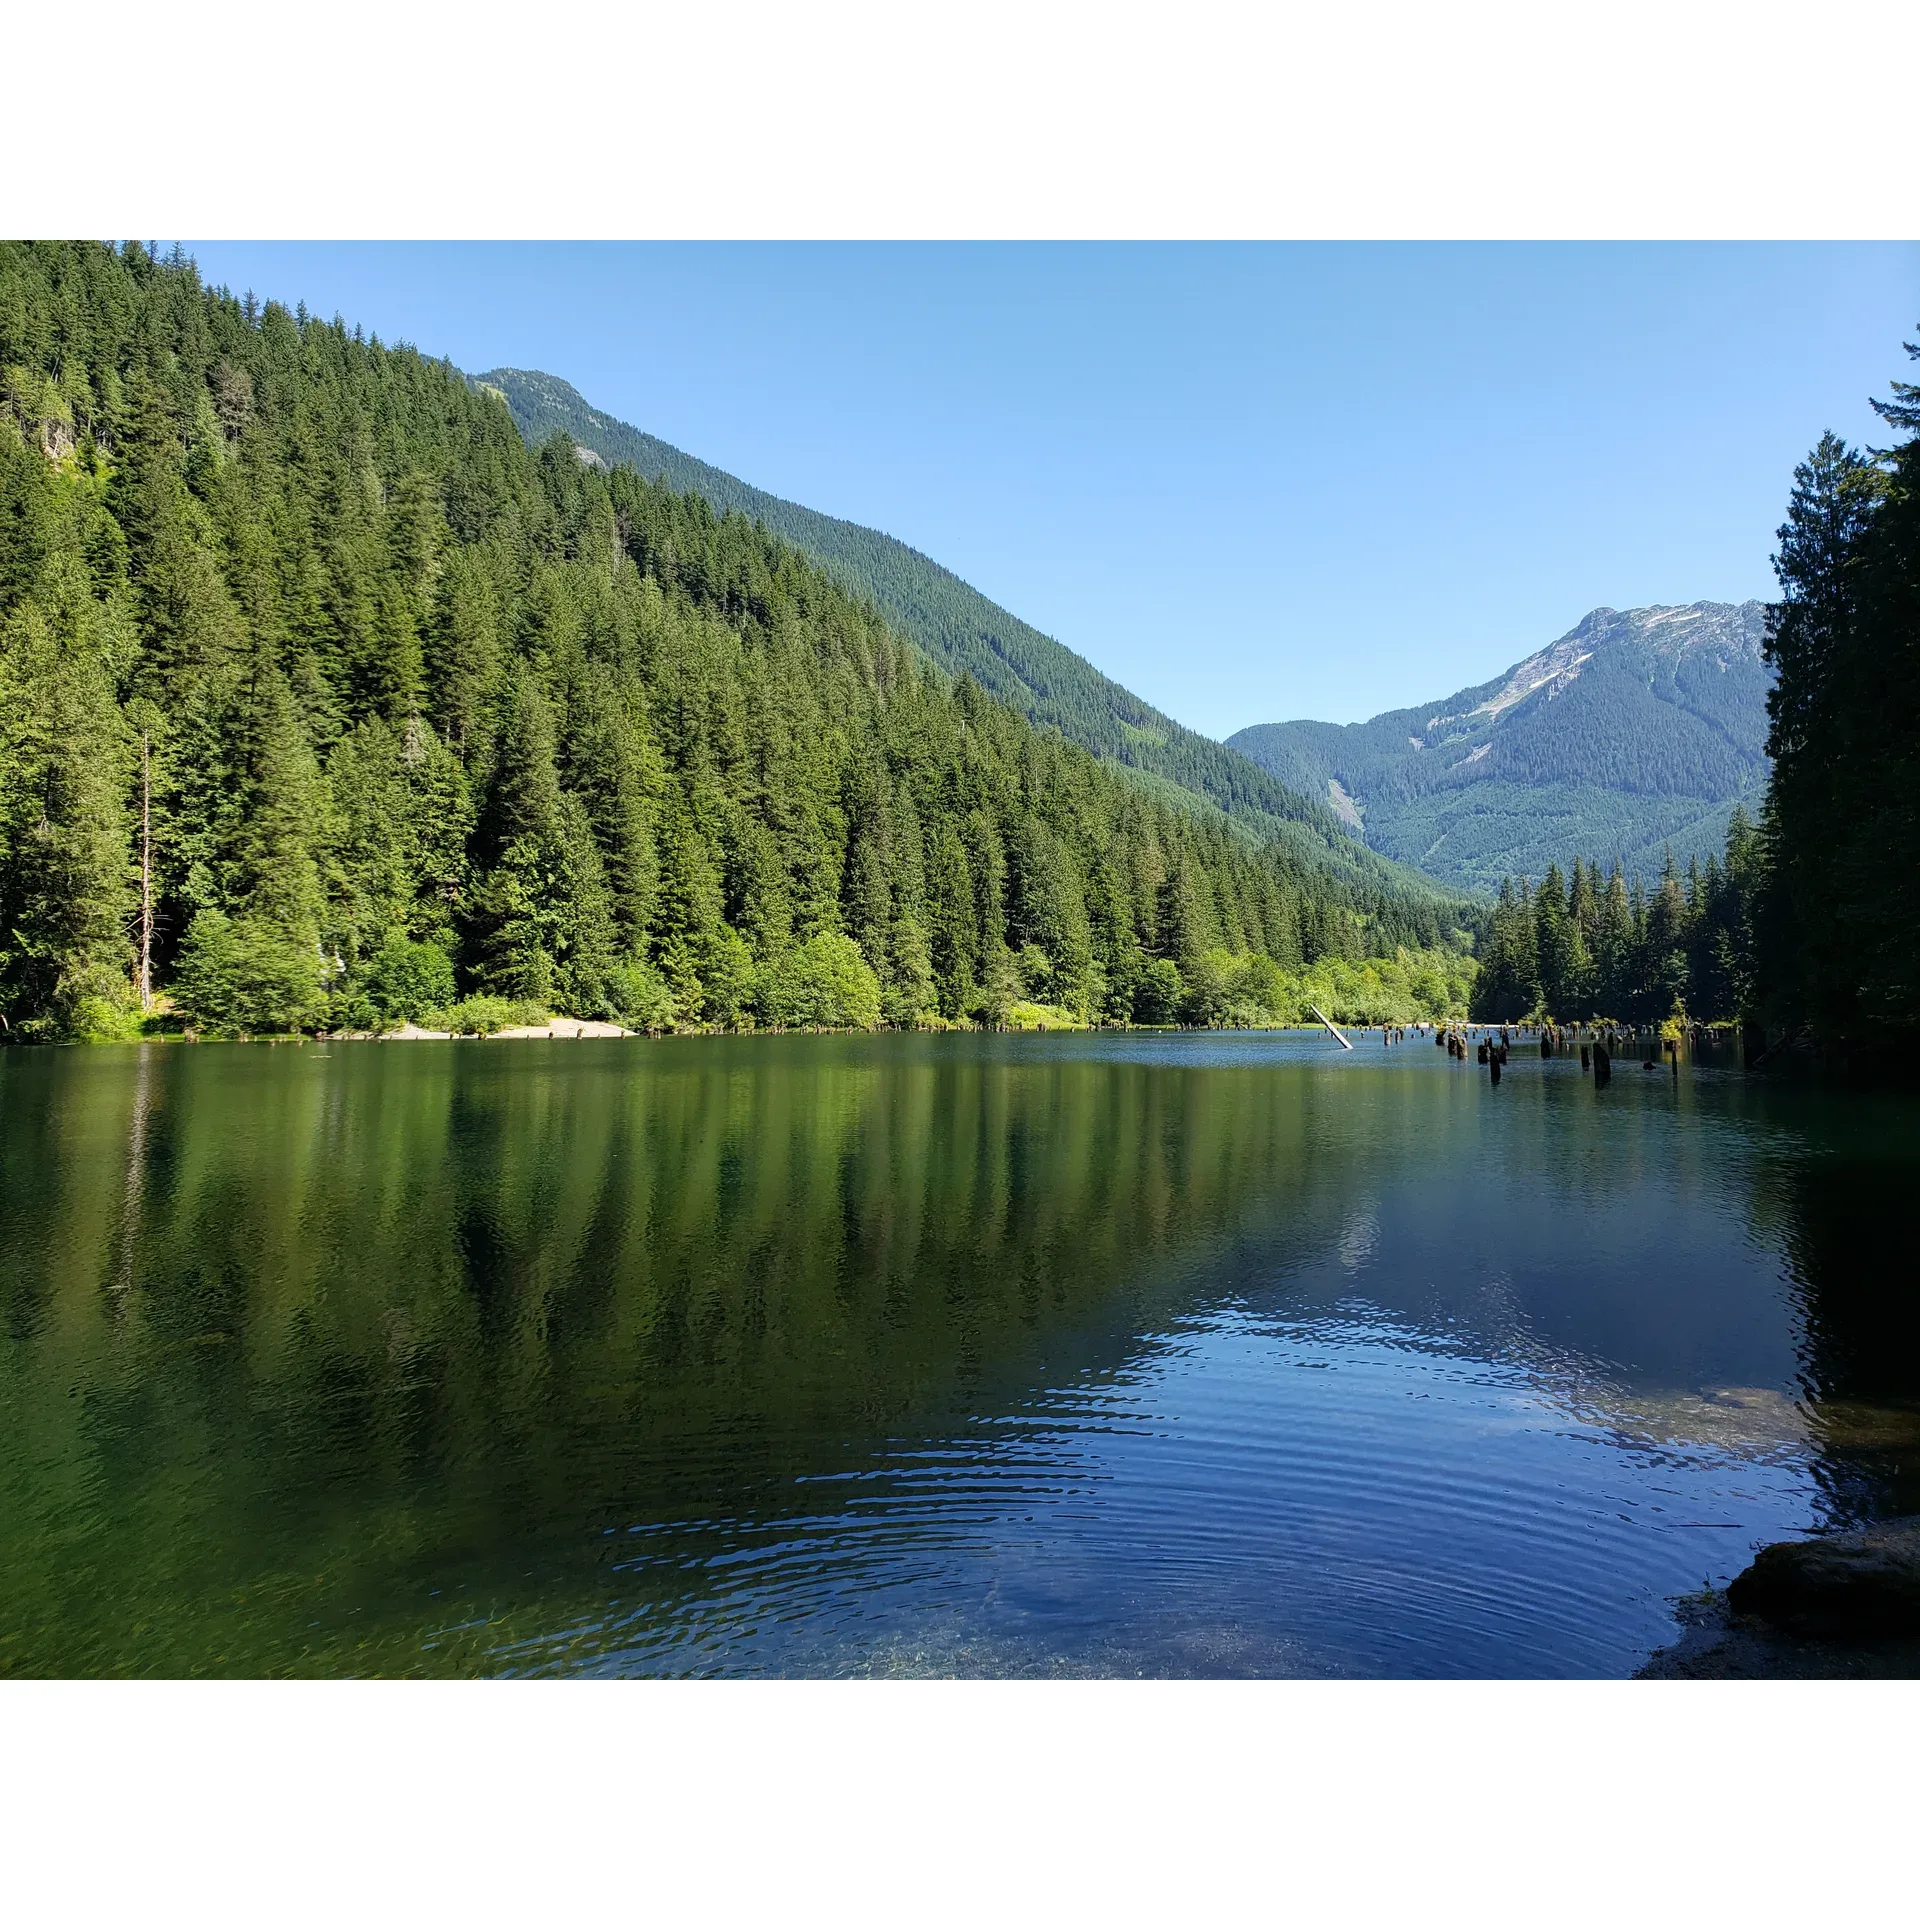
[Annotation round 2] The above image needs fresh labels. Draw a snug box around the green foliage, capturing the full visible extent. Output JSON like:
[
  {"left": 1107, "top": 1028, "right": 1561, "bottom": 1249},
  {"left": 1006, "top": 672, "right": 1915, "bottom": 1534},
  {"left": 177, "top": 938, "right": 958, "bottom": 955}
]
[
  {"left": 684, "top": 926, "right": 757, "bottom": 1029},
  {"left": 1178, "top": 949, "right": 1234, "bottom": 1026},
  {"left": 1246, "top": 947, "right": 1475, "bottom": 1027},
  {"left": 425, "top": 995, "right": 551, "bottom": 1035},
  {"left": 1132, "top": 957, "right": 1184, "bottom": 1024},
  {"left": 172, "top": 908, "right": 324, "bottom": 1035},
  {"left": 606, "top": 958, "right": 675, "bottom": 1033},
  {"left": 756, "top": 931, "right": 883, "bottom": 1030},
  {"left": 361, "top": 930, "right": 455, "bottom": 1023},
  {"left": 999, "top": 999, "right": 1085, "bottom": 1029},
  {"left": 1087, "top": 942, "right": 1475, "bottom": 1029},
  {"left": 1750, "top": 402, "right": 1920, "bottom": 1050},
  {"left": 1471, "top": 818, "right": 1762, "bottom": 1026},
  {"left": 0, "top": 588, "right": 135, "bottom": 1039},
  {"left": 965, "top": 944, "right": 1023, "bottom": 1027},
  {"left": 1473, "top": 876, "right": 1545, "bottom": 1021},
  {"left": 0, "top": 243, "right": 1480, "bottom": 1045}
]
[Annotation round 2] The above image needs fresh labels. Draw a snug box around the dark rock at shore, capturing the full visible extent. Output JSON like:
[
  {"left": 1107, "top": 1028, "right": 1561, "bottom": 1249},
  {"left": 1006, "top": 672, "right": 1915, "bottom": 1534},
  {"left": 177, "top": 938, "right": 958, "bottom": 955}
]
[
  {"left": 1639, "top": 1521, "right": 1920, "bottom": 1678},
  {"left": 1726, "top": 1522, "right": 1920, "bottom": 1640}
]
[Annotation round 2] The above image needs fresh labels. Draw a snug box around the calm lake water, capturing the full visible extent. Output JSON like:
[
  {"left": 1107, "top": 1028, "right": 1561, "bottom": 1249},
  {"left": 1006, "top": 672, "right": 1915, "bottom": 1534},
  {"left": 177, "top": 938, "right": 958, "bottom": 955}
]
[{"left": 3, "top": 1031, "right": 1917, "bottom": 1678}]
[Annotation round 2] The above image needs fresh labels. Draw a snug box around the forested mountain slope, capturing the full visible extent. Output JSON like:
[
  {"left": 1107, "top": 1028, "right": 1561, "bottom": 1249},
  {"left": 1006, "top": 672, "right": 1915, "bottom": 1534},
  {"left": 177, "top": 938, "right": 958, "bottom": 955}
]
[
  {"left": 473, "top": 366, "right": 1456, "bottom": 908},
  {"left": 0, "top": 242, "right": 1475, "bottom": 1043},
  {"left": 1228, "top": 602, "right": 1772, "bottom": 890}
]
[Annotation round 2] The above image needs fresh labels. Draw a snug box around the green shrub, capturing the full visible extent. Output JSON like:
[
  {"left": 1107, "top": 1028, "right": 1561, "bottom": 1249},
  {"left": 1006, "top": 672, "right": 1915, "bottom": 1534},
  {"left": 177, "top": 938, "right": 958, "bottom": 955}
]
[
  {"left": 755, "top": 931, "right": 883, "bottom": 1030},
  {"left": 663, "top": 925, "right": 756, "bottom": 1026},
  {"left": 419, "top": 995, "right": 551, "bottom": 1034},
  {"left": 1002, "top": 999, "right": 1084, "bottom": 1030},
  {"left": 880, "top": 922, "right": 938, "bottom": 1027},
  {"left": 1015, "top": 944, "right": 1053, "bottom": 997},
  {"left": 362, "top": 931, "right": 456, "bottom": 1023},
  {"left": 323, "top": 992, "right": 383, "bottom": 1034},
  {"left": 173, "top": 910, "right": 325, "bottom": 1035},
  {"left": 694, "top": 926, "right": 756, "bottom": 1027},
  {"left": 1178, "top": 951, "right": 1233, "bottom": 1026},
  {"left": 608, "top": 959, "right": 676, "bottom": 1033},
  {"left": 24, "top": 963, "right": 145, "bottom": 1043},
  {"left": 1131, "top": 957, "right": 1184, "bottom": 1024},
  {"left": 964, "top": 945, "right": 1022, "bottom": 1027}
]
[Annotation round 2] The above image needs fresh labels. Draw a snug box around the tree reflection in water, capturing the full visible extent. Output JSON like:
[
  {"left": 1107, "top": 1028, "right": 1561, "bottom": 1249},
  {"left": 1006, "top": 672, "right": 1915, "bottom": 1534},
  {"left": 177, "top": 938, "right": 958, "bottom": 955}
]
[{"left": 2, "top": 1035, "right": 1917, "bottom": 1676}]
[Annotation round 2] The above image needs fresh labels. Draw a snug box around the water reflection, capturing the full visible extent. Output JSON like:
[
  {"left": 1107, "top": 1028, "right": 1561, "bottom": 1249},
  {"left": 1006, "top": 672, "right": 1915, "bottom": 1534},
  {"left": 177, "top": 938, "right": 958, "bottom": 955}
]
[{"left": 1, "top": 1034, "right": 1915, "bottom": 1676}]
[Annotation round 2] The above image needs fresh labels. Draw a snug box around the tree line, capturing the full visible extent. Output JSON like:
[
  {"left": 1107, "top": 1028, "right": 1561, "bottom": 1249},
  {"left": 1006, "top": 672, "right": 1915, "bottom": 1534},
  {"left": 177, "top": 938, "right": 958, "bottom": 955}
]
[
  {"left": 1470, "top": 819, "right": 1758, "bottom": 1024},
  {"left": 0, "top": 241, "right": 1476, "bottom": 1043}
]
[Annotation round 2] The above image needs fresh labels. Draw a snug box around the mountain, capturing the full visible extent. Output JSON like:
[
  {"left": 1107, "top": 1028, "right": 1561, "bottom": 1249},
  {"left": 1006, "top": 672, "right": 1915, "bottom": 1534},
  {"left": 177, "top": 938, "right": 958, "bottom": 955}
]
[
  {"left": 1227, "top": 602, "right": 1773, "bottom": 890},
  {"left": 0, "top": 241, "right": 1477, "bottom": 1045},
  {"left": 470, "top": 367, "right": 1460, "bottom": 913}
]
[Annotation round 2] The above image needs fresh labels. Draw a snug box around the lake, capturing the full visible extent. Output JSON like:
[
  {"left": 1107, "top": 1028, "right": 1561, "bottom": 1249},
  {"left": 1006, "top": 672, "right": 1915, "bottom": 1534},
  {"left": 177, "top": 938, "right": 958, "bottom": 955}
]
[{"left": 2, "top": 1031, "right": 1916, "bottom": 1678}]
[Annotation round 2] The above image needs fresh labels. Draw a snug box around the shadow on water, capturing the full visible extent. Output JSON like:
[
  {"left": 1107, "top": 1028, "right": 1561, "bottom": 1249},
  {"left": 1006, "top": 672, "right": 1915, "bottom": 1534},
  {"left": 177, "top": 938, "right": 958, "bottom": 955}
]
[
  {"left": 1777, "top": 1131, "right": 1920, "bottom": 1530},
  {"left": 2, "top": 1033, "right": 1917, "bottom": 1676}
]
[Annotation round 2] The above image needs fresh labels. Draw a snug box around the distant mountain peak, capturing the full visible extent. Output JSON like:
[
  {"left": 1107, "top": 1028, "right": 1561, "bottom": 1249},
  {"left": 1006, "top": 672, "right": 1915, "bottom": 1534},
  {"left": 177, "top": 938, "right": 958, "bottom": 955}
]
[
  {"left": 1416, "top": 600, "right": 1766, "bottom": 742},
  {"left": 1227, "top": 599, "right": 1773, "bottom": 890}
]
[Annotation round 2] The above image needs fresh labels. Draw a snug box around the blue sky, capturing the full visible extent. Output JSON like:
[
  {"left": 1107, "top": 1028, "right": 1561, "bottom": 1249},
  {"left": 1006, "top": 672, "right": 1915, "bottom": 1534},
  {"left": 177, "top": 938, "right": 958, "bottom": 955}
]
[{"left": 184, "top": 242, "right": 1918, "bottom": 734}]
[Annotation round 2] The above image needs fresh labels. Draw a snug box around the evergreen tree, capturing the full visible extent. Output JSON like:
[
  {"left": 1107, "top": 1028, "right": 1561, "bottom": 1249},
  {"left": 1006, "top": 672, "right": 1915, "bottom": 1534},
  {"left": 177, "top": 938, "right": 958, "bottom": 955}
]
[
  {"left": 462, "top": 671, "right": 598, "bottom": 1007},
  {"left": 0, "top": 597, "right": 134, "bottom": 1037},
  {"left": 1755, "top": 430, "right": 1886, "bottom": 1039},
  {"left": 1642, "top": 850, "right": 1691, "bottom": 1019},
  {"left": 1592, "top": 863, "right": 1632, "bottom": 1014},
  {"left": 1533, "top": 863, "right": 1589, "bottom": 1018},
  {"left": 1470, "top": 878, "right": 1540, "bottom": 1021}
]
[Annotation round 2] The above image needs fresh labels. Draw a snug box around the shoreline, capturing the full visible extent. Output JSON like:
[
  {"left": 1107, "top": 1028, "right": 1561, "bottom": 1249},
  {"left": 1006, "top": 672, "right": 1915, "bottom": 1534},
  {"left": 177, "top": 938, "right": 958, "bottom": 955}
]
[
  {"left": 18, "top": 1018, "right": 1424, "bottom": 1047},
  {"left": 12, "top": 1018, "right": 1571, "bottom": 1050}
]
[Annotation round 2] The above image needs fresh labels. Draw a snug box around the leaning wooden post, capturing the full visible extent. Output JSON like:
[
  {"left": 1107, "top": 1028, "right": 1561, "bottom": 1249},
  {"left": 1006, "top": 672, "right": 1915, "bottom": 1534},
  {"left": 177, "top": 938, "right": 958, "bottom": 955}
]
[{"left": 1308, "top": 1005, "right": 1353, "bottom": 1050}]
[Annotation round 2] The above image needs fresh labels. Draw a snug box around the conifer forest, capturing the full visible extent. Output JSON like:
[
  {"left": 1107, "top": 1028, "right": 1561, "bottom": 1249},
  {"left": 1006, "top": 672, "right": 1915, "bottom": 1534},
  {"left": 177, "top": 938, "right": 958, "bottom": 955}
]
[{"left": 0, "top": 242, "right": 1476, "bottom": 1044}]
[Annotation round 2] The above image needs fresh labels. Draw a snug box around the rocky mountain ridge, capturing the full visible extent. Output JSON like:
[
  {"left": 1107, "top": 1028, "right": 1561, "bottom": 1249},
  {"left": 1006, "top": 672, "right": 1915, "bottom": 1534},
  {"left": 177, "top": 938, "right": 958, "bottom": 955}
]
[{"left": 1228, "top": 601, "right": 1773, "bottom": 889}]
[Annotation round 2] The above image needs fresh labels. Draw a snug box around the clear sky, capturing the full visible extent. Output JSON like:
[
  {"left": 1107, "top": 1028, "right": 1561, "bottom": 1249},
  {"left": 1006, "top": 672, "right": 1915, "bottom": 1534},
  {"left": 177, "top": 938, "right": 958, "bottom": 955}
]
[{"left": 183, "top": 242, "right": 1918, "bottom": 734}]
